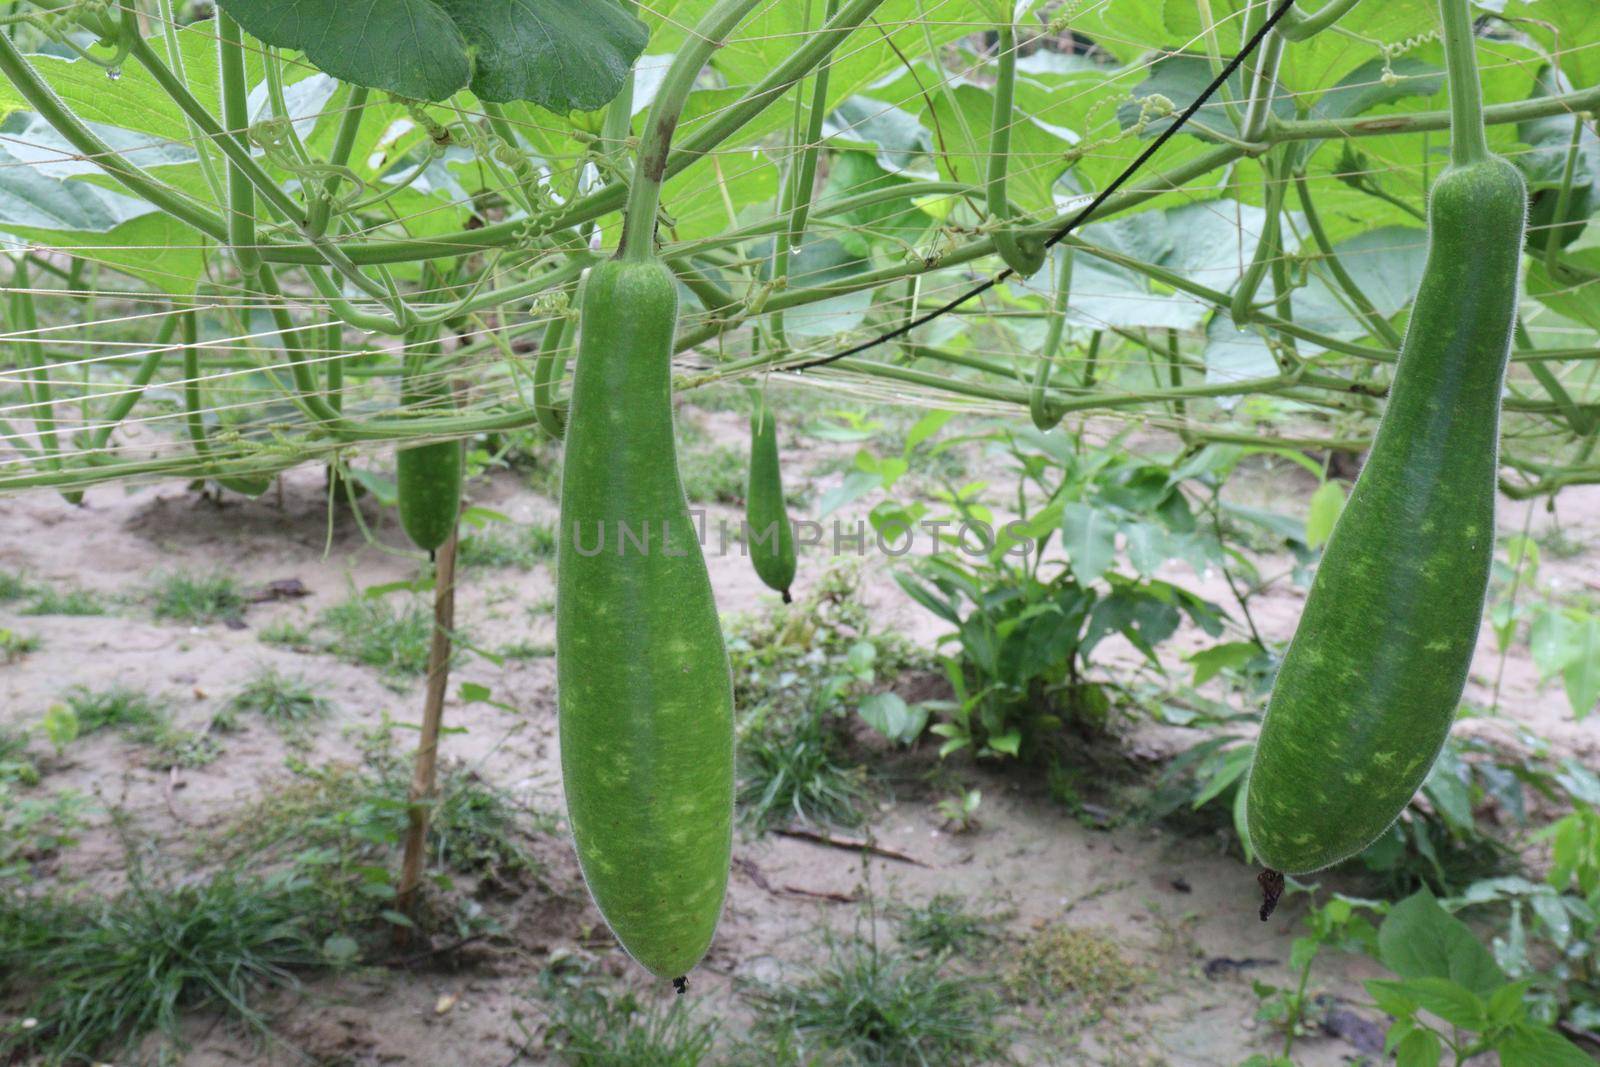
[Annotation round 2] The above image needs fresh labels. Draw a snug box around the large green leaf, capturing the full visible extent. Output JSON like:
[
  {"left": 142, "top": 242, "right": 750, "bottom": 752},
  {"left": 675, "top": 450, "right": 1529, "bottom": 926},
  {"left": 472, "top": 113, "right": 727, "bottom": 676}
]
[
  {"left": 214, "top": 0, "right": 648, "bottom": 111},
  {"left": 0, "top": 20, "right": 263, "bottom": 144},
  {"left": 1504, "top": 0, "right": 1600, "bottom": 90},
  {"left": 1378, "top": 891, "right": 1505, "bottom": 998},
  {"left": 1, "top": 212, "right": 207, "bottom": 289}
]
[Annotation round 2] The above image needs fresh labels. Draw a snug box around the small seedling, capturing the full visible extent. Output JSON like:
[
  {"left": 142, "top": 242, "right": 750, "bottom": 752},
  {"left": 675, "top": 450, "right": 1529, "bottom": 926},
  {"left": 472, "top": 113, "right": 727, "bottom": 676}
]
[{"left": 936, "top": 788, "right": 982, "bottom": 833}]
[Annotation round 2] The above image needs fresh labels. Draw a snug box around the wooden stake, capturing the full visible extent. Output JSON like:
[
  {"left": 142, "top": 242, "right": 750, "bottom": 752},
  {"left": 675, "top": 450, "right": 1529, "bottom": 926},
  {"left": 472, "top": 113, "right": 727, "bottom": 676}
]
[{"left": 395, "top": 526, "right": 459, "bottom": 941}]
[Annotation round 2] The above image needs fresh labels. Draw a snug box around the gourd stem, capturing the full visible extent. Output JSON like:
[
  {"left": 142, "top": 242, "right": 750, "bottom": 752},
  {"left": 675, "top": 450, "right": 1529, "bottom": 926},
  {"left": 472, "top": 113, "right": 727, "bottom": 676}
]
[
  {"left": 129, "top": 34, "right": 404, "bottom": 313},
  {"left": 1030, "top": 249, "right": 1075, "bottom": 430},
  {"left": 307, "top": 84, "right": 370, "bottom": 237},
  {"left": 1294, "top": 171, "right": 1404, "bottom": 347},
  {"left": 10, "top": 261, "right": 60, "bottom": 471},
  {"left": 1437, "top": 0, "right": 1491, "bottom": 166},
  {"left": 987, "top": 23, "right": 1018, "bottom": 218},
  {"left": 1239, "top": 22, "right": 1285, "bottom": 142},
  {"left": 771, "top": 0, "right": 840, "bottom": 346},
  {"left": 180, "top": 306, "right": 219, "bottom": 466},
  {"left": 88, "top": 310, "right": 181, "bottom": 451},
  {"left": 1543, "top": 115, "right": 1584, "bottom": 271},
  {"left": 1281, "top": 0, "right": 1363, "bottom": 41},
  {"left": 157, "top": 0, "right": 226, "bottom": 206},
  {"left": 217, "top": 11, "right": 261, "bottom": 278},
  {"left": 622, "top": 0, "right": 766, "bottom": 261}
]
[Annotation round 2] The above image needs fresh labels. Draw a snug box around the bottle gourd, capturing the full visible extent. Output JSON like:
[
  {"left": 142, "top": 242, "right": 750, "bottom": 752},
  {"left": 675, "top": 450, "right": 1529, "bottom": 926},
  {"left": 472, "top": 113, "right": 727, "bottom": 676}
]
[
  {"left": 1244, "top": 0, "right": 1527, "bottom": 875},
  {"left": 556, "top": 259, "right": 734, "bottom": 979}
]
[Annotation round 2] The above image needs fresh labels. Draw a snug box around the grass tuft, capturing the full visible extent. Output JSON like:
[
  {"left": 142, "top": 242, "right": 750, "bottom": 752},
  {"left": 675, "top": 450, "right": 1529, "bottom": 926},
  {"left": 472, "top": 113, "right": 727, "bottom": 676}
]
[
  {"left": 753, "top": 932, "right": 1006, "bottom": 1065},
  {"left": 896, "top": 893, "right": 1003, "bottom": 958},
  {"left": 738, "top": 701, "right": 870, "bottom": 831},
  {"left": 0, "top": 628, "right": 41, "bottom": 662},
  {"left": 318, "top": 593, "right": 440, "bottom": 678},
  {"left": 679, "top": 443, "right": 747, "bottom": 506},
  {"left": 459, "top": 519, "right": 558, "bottom": 569},
  {"left": 258, "top": 617, "right": 314, "bottom": 648},
  {"left": 0, "top": 570, "right": 29, "bottom": 601},
  {"left": 62, "top": 684, "right": 166, "bottom": 735},
  {"left": 20, "top": 585, "right": 106, "bottom": 616},
  {"left": 531, "top": 956, "right": 718, "bottom": 1065},
  {"left": 223, "top": 667, "right": 332, "bottom": 731},
  {"left": 0, "top": 862, "right": 330, "bottom": 1063},
  {"left": 60, "top": 685, "right": 220, "bottom": 769},
  {"left": 151, "top": 572, "right": 245, "bottom": 625},
  {"left": 0, "top": 784, "right": 86, "bottom": 882},
  {"left": 230, "top": 744, "right": 542, "bottom": 906}
]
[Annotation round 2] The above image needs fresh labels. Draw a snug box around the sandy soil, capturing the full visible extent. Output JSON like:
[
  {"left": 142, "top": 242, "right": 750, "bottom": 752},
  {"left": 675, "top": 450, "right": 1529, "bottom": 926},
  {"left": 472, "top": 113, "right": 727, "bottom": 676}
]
[{"left": 1, "top": 400, "right": 1596, "bottom": 1066}]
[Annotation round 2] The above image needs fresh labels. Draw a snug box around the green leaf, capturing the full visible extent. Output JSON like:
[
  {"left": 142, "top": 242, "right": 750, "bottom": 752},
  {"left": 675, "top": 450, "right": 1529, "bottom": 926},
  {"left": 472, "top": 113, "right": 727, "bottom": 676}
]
[
  {"left": 1502, "top": 0, "right": 1600, "bottom": 90},
  {"left": 1498, "top": 1022, "right": 1597, "bottom": 1067},
  {"left": 1388, "top": 977, "right": 1485, "bottom": 1031},
  {"left": 1378, "top": 891, "right": 1505, "bottom": 998},
  {"left": 321, "top": 934, "right": 361, "bottom": 964},
  {"left": 1304, "top": 480, "right": 1346, "bottom": 549},
  {"left": 1309, "top": 58, "right": 1445, "bottom": 124},
  {"left": 215, "top": 0, "right": 648, "bottom": 110},
  {"left": 1118, "top": 52, "right": 1293, "bottom": 143},
  {"left": 1122, "top": 521, "right": 1172, "bottom": 575},
  {"left": 1487, "top": 980, "right": 1533, "bottom": 1026},
  {"left": 1560, "top": 617, "right": 1600, "bottom": 719},
  {"left": 904, "top": 409, "right": 954, "bottom": 453},
  {"left": 1366, "top": 978, "right": 1418, "bottom": 1019},
  {"left": 857, "top": 692, "right": 928, "bottom": 745},
  {"left": 1186, "top": 640, "right": 1265, "bottom": 686},
  {"left": 1061, "top": 502, "right": 1116, "bottom": 584},
  {"left": 987, "top": 729, "right": 1022, "bottom": 757},
  {"left": 1192, "top": 744, "right": 1252, "bottom": 809},
  {"left": 1393, "top": 1025, "right": 1442, "bottom": 1067}
]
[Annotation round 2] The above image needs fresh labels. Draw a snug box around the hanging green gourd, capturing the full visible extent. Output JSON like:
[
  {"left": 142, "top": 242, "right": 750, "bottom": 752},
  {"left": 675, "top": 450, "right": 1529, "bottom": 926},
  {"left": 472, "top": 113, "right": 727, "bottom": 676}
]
[
  {"left": 746, "top": 385, "right": 797, "bottom": 602},
  {"left": 395, "top": 325, "right": 463, "bottom": 554},
  {"left": 555, "top": 0, "right": 751, "bottom": 988},
  {"left": 1243, "top": 0, "right": 1528, "bottom": 879}
]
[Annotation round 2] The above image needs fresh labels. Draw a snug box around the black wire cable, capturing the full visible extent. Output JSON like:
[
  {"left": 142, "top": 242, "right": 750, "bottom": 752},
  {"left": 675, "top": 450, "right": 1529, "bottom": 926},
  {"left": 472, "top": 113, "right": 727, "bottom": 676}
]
[{"left": 793, "top": 0, "right": 1299, "bottom": 373}]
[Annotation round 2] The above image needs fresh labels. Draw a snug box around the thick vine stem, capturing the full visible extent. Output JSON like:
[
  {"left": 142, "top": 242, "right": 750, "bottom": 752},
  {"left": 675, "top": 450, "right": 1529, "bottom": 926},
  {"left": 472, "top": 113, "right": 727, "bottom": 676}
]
[
  {"left": 127, "top": 34, "right": 410, "bottom": 317},
  {"left": 87, "top": 311, "right": 181, "bottom": 453},
  {"left": 1281, "top": 0, "right": 1362, "bottom": 41},
  {"left": 10, "top": 261, "right": 60, "bottom": 475},
  {"left": 599, "top": 3, "right": 639, "bottom": 166},
  {"left": 534, "top": 310, "right": 574, "bottom": 440},
  {"left": 307, "top": 84, "right": 370, "bottom": 237},
  {"left": 157, "top": 0, "right": 225, "bottom": 206},
  {"left": 771, "top": 0, "right": 842, "bottom": 346},
  {"left": 1231, "top": 150, "right": 1290, "bottom": 327},
  {"left": 1294, "top": 171, "right": 1403, "bottom": 347},
  {"left": 1542, "top": 115, "right": 1586, "bottom": 275},
  {"left": 217, "top": 11, "right": 260, "bottom": 278},
  {"left": 1439, "top": 0, "right": 1492, "bottom": 166},
  {"left": 987, "top": 23, "right": 1048, "bottom": 277},
  {"left": 622, "top": 0, "right": 768, "bottom": 260},
  {"left": 1029, "top": 248, "right": 1074, "bottom": 430},
  {"left": 1239, "top": 19, "right": 1285, "bottom": 142}
]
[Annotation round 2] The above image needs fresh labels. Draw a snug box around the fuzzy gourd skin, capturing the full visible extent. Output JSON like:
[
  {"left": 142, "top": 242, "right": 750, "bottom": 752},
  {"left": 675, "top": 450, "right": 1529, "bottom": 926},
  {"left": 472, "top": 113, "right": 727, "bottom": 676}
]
[
  {"left": 1245, "top": 158, "right": 1527, "bottom": 875},
  {"left": 397, "top": 441, "right": 463, "bottom": 552},
  {"left": 746, "top": 390, "right": 797, "bottom": 601},
  {"left": 556, "top": 258, "right": 734, "bottom": 979},
  {"left": 396, "top": 329, "right": 462, "bottom": 553}
]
